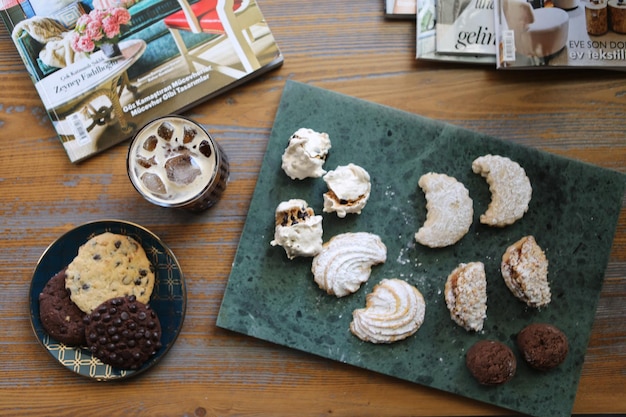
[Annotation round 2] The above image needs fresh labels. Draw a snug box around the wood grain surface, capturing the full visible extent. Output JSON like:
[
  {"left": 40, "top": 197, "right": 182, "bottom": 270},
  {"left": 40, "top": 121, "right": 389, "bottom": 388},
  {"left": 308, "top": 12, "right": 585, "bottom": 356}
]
[{"left": 0, "top": 1, "right": 624, "bottom": 416}]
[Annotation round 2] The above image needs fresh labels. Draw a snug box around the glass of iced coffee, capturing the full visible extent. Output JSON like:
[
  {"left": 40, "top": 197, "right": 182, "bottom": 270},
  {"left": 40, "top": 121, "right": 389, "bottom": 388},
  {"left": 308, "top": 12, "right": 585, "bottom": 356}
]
[{"left": 127, "top": 115, "right": 229, "bottom": 212}]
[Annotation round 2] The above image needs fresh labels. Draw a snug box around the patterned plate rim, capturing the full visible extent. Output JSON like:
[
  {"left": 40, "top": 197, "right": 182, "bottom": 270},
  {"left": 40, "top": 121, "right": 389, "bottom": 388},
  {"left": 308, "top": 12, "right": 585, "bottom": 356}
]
[{"left": 29, "top": 219, "right": 186, "bottom": 381}]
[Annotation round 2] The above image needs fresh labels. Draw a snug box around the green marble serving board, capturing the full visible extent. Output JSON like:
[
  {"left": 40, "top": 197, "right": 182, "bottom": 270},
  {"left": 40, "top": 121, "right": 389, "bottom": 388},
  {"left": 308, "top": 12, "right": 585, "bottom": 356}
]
[{"left": 216, "top": 80, "right": 626, "bottom": 417}]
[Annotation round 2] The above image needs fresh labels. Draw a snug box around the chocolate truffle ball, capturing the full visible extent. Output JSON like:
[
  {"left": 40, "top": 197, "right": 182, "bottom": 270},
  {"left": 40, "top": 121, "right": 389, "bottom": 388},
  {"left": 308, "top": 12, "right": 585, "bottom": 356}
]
[
  {"left": 466, "top": 340, "right": 516, "bottom": 385},
  {"left": 517, "top": 323, "right": 568, "bottom": 371}
]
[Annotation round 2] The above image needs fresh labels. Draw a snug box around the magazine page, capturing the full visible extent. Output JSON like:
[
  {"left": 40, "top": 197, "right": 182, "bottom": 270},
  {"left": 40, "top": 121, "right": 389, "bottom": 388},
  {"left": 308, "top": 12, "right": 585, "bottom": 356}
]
[
  {"left": 3, "top": 0, "right": 283, "bottom": 163},
  {"left": 496, "top": 0, "right": 626, "bottom": 68},
  {"left": 436, "top": 0, "right": 497, "bottom": 55},
  {"left": 416, "top": 0, "right": 497, "bottom": 63},
  {"left": 386, "top": 0, "right": 417, "bottom": 18}
]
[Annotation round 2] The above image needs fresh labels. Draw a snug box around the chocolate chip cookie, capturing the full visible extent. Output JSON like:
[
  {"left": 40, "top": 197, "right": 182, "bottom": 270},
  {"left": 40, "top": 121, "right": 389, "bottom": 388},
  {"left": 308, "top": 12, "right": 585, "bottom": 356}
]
[{"left": 65, "top": 232, "right": 155, "bottom": 314}]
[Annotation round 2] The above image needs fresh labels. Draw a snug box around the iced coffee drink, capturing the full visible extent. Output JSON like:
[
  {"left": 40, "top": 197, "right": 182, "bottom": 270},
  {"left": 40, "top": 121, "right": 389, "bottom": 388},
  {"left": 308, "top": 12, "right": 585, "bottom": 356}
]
[{"left": 127, "top": 116, "right": 229, "bottom": 212}]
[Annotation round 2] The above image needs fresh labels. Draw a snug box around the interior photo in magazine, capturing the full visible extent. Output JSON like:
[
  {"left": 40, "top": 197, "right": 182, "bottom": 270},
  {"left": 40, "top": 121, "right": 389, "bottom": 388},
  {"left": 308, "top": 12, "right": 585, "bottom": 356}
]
[
  {"left": 2, "top": 0, "right": 282, "bottom": 162},
  {"left": 496, "top": 0, "right": 626, "bottom": 68}
]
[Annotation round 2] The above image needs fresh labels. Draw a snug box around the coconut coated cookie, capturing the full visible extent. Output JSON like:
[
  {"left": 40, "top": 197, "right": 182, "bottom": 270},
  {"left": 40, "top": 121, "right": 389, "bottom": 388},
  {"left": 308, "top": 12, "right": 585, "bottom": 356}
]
[
  {"left": 444, "top": 262, "right": 487, "bottom": 332},
  {"left": 65, "top": 232, "right": 155, "bottom": 314},
  {"left": 501, "top": 235, "right": 550, "bottom": 308}
]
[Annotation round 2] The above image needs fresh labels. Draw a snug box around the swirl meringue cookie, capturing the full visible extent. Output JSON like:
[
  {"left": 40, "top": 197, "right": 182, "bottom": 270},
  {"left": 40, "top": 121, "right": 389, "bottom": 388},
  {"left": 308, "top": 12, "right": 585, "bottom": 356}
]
[
  {"left": 322, "top": 163, "right": 371, "bottom": 218},
  {"left": 312, "top": 232, "right": 387, "bottom": 297},
  {"left": 444, "top": 262, "right": 487, "bottom": 332},
  {"left": 281, "top": 128, "right": 331, "bottom": 180},
  {"left": 501, "top": 235, "right": 550, "bottom": 308},
  {"left": 350, "top": 278, "right": 426, "bottom": 344},
  {"left": 270, "top": 199, "right": 323, "bottom": 260}
]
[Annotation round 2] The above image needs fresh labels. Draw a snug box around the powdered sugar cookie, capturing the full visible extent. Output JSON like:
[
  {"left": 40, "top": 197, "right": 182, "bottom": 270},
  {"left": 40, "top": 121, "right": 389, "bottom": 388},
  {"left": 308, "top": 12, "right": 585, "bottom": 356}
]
[
  {"left": 415, "top": 172, "right": 473, "bottom": 248},
  {"left": 472, "top": 154, "right": 532, "bottom": 227}
]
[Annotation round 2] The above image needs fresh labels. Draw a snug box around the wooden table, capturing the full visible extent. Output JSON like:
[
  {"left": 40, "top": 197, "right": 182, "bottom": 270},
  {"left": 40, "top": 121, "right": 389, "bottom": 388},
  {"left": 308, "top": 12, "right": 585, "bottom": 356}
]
[{"left": 0, "top": 1, "right": 624, "bottom": 415}]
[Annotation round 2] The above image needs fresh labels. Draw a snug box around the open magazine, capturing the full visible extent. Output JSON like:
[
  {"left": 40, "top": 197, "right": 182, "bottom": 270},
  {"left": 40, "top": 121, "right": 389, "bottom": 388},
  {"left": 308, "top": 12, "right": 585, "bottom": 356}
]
[
  {"left": 416, "top": 0, "right": 496, "bottom": 63},
  {"left": 1, "top": 0, "right": 283, "bottom": 163},
  {"left": 495, "top": 0, "right": 626, "bottom": 68},
  {"left": 436, "top": 0, "right": 497, "bottom": 55}
]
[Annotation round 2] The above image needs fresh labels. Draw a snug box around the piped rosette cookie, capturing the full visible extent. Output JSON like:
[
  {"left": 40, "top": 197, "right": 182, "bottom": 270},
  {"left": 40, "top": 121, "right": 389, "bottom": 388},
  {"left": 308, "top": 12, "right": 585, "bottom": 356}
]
[
  {"left": 312, "top": 232, "right": 387, "bottom": 297},
  {"left": 350, "top": 278, "right": 426, "bottom": 344}
]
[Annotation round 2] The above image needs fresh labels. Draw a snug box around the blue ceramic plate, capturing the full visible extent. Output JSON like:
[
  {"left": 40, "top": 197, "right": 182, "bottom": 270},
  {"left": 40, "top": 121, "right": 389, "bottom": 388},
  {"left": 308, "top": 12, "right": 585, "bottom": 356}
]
[{"left": 29, "top": 220, "right": 186, "bottom": 381}]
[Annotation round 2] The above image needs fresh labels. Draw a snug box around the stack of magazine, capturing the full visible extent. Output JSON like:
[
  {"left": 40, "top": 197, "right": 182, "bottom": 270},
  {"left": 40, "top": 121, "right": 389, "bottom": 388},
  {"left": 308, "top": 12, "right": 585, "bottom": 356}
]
[
  {"left": 1, "top": 0, "right": 283, "bottom": 163},
  {"left": 387, "top": 0, "right": 626, "bottom": 68}
]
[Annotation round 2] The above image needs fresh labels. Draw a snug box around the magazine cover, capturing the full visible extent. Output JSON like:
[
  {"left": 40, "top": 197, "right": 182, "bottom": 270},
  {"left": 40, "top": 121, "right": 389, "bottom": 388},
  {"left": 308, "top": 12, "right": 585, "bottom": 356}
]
[
  {"left": 435, "top": 0, "right": 497, "bottom": 55},
  {"left": 417, "top": 0, "right": 496, "bottom": 62},
  {"left": 496, "top": 0, "right": 626, "bottom": 68},
  {"left": 1, "top": 0, "right": 283, "bottom": 163},
  {"left": 385, "top": 0, "right": 417, "bottom": 18}
]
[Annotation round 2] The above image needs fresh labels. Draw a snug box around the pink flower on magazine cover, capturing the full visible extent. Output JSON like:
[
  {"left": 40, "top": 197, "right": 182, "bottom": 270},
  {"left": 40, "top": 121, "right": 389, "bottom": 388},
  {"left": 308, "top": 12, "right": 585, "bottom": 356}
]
[{"left": 71, "top": 7, "right": 131, "bottom": 54}]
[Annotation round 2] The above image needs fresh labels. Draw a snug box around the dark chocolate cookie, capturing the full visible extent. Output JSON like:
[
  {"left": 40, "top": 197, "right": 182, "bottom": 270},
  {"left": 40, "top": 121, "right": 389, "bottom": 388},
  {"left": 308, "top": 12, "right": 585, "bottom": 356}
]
[
  {"left": 83, "top": 295, "right": 162, "bottom": 370},
  {"left": 466, "top": 340, "right": 516, "bottom": 385},
  {"left": 38, "top": 268, "right": 86, "bottom": 346},
  {"left": 517, "top": 323, "right": 568, "bottom": 371}
]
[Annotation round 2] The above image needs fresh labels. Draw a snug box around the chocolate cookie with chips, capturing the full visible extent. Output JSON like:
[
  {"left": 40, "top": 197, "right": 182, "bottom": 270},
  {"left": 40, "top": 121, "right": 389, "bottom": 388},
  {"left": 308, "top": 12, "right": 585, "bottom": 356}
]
[
  {"left": 84, "top": 295, "right": 162, "bottom": 370},
  {"left": 38, "top": 268, "right": 87, "bottom": 346}
]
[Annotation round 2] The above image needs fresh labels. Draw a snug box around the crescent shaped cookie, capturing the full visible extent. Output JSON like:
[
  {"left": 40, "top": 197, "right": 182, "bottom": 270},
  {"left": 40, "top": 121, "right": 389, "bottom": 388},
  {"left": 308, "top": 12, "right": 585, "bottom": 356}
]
[
  {"left": 444, "top": 262, "right": 487, "bottom": 332},
  {"left": 415, "top": 172, "right": 474, "bottom": 248},
  {"left": 350, "top": 278, "right": 425, "bottom": 344},
  {"left": 472, "top": 154, "right": 532, "bottom": 227},
  {"left": 312, "top": 232, "right": 387, "bottom": 297},
  {"left": 501, "top": 235, "right": 550, "bottom": 308}
]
